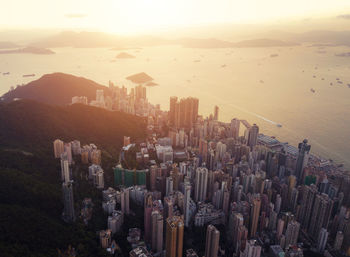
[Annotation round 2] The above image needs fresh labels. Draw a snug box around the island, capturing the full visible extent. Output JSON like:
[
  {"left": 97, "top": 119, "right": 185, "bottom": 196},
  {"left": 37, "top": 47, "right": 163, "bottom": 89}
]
[
  {"left": 335, "top": 52, "right": 350, "bottom": 57},
  {"left": 0, "top": 46, "right": 55, "bottom": 55},
  {"left": 115, "top": 52, "right": 135, "bottom": 59},
  {"left": 126, "top": 72, "right": 154, "bottom": 84}
]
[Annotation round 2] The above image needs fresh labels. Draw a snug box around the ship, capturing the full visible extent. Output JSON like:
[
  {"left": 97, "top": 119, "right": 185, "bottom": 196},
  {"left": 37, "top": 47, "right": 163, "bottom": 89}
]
[
  {"left": 22, "top": 74, "right": 35, "bottom": 77},
  {"left": 310, "top": 88, "right": 315, "bottom": 93}
]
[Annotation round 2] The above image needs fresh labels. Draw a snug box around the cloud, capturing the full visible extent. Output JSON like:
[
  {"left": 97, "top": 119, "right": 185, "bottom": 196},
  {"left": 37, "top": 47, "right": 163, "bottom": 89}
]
[
  {"left": 336, "top": 14, "right": 350, "bottom": 20},
  {"left": 65, "top": 13, "right": 87, "bottom": 18}
]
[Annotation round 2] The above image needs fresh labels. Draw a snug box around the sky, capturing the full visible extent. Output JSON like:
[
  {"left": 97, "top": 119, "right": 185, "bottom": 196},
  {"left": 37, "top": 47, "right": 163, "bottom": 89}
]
[{"left": 1, "top": 0, "right": 350, "bottom": 34}]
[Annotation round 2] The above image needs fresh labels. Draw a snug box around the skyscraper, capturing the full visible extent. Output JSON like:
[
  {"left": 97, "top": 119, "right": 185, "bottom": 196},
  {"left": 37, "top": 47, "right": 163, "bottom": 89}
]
[
  {"left": 108, "top": 210, "right": 124, "bottom": 235},
  {"left": 169, "top": 96, "right": 178, "bottom": 127},
  {"left": 298, "top": 184, "right": 317, "bottom": 229},
  {"left": 195, "top": 167, "right": 208, "bottom": 202},
  {"left": 205, "top": 224, "right": 220, "bottom": 257},
  {"left": 308, "top": 193, "right": 333, "bottom": 240},
  {"left": 169, "top": 96, "right": 199, "bottom": 130},
  {"left": 247, "top": 124, "right": 259, "bottom": 149},
  {"left": 285, "top": 220, "right": 300, "bottom": 248},
  {"left": 334, "top": 231, "right": 344, "bottom": 250},
  {"left": 166, "top": 216, "right": 184, "bottom": 257},
  {"left": 144, "top": 193, "right": 153, "bottom": 243},
  {"left": 121, "top": 188, "right": 130, "bottom": 215},
  {"left": 184, "top": 183, "right": 192, "bottom": 227},
  {"left": 96, "top": 89, "right": 105, "bottom": 104},
  {"left": 60, "top": 153, "right": 70, "bottom": 182},
  {"left": 166, "top": 176, "right": 174, "bottom": 196},
  {"left": 53, "top": 139, "right": 64, "bottom": 158},
  {"left": 230, "top": 118, "right": 240, "bottom": 139},
  {"left": 213, "top": 105, "right": 219, "bottom": 121},
  {"left": 135, "top": 85, "right": 146, "bottom": 101},
  {"left": 62, "top": 181, "right": 75, "bottom": 223},
  {"left": 317, "top": 228, "right": 328, "bottom": 253},
  {"left": 242, "top": 240, "right": 262, "bottom": 257},
  {"left": 250, "top": 196, "right": 261, "bottom": 237},
  {"left": 295, "top": 139, "right": 311, "bottom": 183},
  {"left": 151, "top": 210, "right": 163, "bottom": 253}
]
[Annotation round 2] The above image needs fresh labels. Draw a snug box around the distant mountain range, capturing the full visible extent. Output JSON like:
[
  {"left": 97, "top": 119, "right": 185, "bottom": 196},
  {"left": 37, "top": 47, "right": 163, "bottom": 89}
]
[
  {"left": 28, "top": 31, "right": 299, "bottom": 49},
  {"left": 1, "top": 29, "right": 348, "bottom": 51},
  {"left": 1, "top": 73, "right": 110, "bottom": 105}
]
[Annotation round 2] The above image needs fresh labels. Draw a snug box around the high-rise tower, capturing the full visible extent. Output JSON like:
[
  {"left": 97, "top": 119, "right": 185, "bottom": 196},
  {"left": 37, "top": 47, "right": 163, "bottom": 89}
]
[
  {"left": 166, "top": 216, "right": 184, "bottom": 257},
  {"left": 62, "top": 181, "right": 75, "bottom": 223},
  {"left": 295, "top": 139, "right": 311, "bottom": 183},
  {"left": 205, "top": 225, "right": 220, "bottom": 257}
]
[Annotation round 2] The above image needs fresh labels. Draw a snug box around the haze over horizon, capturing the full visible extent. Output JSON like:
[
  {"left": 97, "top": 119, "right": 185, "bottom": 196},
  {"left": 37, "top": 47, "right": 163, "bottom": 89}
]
[{"left": 1, "top": 0, "right": 350, "bottom": 35}]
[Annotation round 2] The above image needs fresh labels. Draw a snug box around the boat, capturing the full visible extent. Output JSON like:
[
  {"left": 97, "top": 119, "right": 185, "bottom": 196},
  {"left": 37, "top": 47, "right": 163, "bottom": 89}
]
[
  {"left": 310, "top": 88, "right": 315, "bottom": 93},
  {"left": 330, "top": 83, "right": 333, "bottom": 86},
  {"left": 337, "top": 81, "right": 343, "bottom": 84},
  {"left": 2, "top": 72, "right": 10, "bottom": 75},
  {"left": 276, "top": 124, "right": 282, "bottom": 128},
  {"left": 313, "top": 75, "right": 316, "bottom": 78},
  {"left": 193, "top": 60, "right": 201, "bottom": 63},
  {"left": 22, "top": 74, "right": 35, "bottom": 77},
  {"left": 260, "top": 80, "right": 264, "bottom": 83},
  {"left": 336, "top": 78, "right": 340, "bottom": 80},
  {"left": 221, "top": 64, "right": 227, "bottom": 68},
  {"left": 321, "top": 78, "right": 324, "bottom": 80}
]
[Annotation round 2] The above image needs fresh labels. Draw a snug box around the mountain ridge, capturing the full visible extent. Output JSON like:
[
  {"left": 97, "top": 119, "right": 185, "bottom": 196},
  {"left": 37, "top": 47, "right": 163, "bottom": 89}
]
[{"left": 1, "top": 73, "right": 110, "bottom": 105}]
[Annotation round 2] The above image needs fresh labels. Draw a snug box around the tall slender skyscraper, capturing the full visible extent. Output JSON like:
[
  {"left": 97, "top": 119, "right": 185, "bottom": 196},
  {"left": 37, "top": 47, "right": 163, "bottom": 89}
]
[
  {"left": 166, "top": 216, "right": 184, "bottom": 257},
  {"left": 121, "top": 188, "right": 130, "bottom": 215},
  {"left": 53, "top": 139, "right": 64, "bottom": 158},
  {"left": 230, "top": 119, "right": 240, "bottom": 139},
  {"left": 205, "top": 225, "right": 220, "bottom": 257},
  {"left": 295, "top": 139, "right": 311, "bottom": 183},
  {"left": 169, "top": 96, "right": 178, "bottom": 127},
  {"left": 285, "top": 220, "right": 300, "bottom": 248},
  {"left": 247, "top": 124, "right": 259, "bottom": 149},
  {"left": 144, "top": 194, "right": 153, "bottom": 243},
  {"left": 62, "top": 181, "right": 75, "bottom": 223},
  {"left": 317, "top": 228, "right": 328, "bottom": 253},
  {"left": 250, "top": 196, "right": 261, "bottom": 237},
  {"left": 184, "top": 183, "right": 192, "bottom": 227},
  {"left": 151, "top": 210, "right": 163, "bottom": 253},
  {"left": 60, "top": 153, "right": 70, "bottom": 182},
  {"left": 195, "top": 167, "right": 208, "bottom": 202},
  {"left": 213, "top": 105, "right": 219, "bottom": 121}
]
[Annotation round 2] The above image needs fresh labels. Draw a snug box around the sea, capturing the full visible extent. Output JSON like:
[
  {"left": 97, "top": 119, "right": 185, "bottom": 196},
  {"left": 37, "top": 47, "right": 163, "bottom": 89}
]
[{"left": 0, "top": 45, "right": 350, "bottom": 168}]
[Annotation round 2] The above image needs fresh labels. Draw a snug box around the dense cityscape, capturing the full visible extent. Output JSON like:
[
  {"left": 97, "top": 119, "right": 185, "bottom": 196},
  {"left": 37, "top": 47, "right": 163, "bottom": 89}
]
[{"left": 54, "top": 83, "right": 350, "bottom": 257}]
